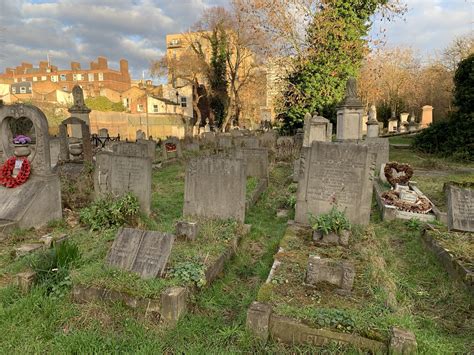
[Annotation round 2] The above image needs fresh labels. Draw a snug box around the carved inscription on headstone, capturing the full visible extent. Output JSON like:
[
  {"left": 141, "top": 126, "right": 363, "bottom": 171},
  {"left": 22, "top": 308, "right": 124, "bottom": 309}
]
[
  {"left": 295, "top": 142, "right": 375, "bottom": 225},
  {"left": 94, "top": 152, "right": 152, "bottom": 214},
  {"left": 446, "top": 184, "right": 474, "bottom": 232},
  {"left": 106, "top": 228, "right": 174, "bottom": 279},
  {"left": 183, "top": 157, "right": 246, "bottom": 222}
]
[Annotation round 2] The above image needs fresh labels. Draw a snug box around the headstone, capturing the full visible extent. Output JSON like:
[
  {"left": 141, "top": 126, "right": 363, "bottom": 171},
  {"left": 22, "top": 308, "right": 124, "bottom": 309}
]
[
  {"left": 0, "top": 104, "right": 62, "bottom": 231},
  {"left": 388, "top": 118, "right": 398, "bottom": 133},
  {"left": 336, "top": 78, "right": 365, "bottom": 141},
  {"left": 445, "top": 184, "right": 474, "bottom": 232},
  {"left": 59, "top": 116, "right": 93, "bottom": 163},
  {"left": 162, "top": 137, "right": 182, "bottom": 160},
  {"left": 136, "top": 129, "right": 146, "bottom": 140},
  {"left": 230, "top": 129, "right": 244, "bottom": 137},
  {"left": 305, "top": 255, "right": 355, "bottom": 295},
  {"left": 106, "top": 227, "right": 174, "bottom": 279},
  {"left": 365, "top": 138, "right": 389, "bottom": 171},
  {"left": 303, "top": 112, "right": 332, "bottom": 146},
  {"left": 259, "top": 131, "right": 277, "bottom": 151},
  {"left": 420, "top": 105, "right": 433, "bottom": 128},
  {"left": 112, "top": 141, "right": 149, "bottom": 158},
  {"left": 200, "top": 132, "right": 216, "bottom": 147},
  {"left": 175, "top": 221, "right": 199, "bottom": 241},
  {"left": 234, "top": 136, "right": 259, "bottom": 148},
  {"left": 295, "top": 141, "right": 376, "bottom": 225},
  {"left": 68, "top": 85, "right": 91, "bottom": 138},
  {"left": 399, "top": 112, "right": 409, "bottom": 133},
  {"left": 366, "top": 105, "right": 379, "bottom": 138},
  {"left": 94, "top": 152, "right": 152, "bottom": 214},
  {"left": 137, "top": 139, "right": 156, "bottom": 161},
  {"left": 183, "top": 156, "right": 246, "bottom": 222},
  {"left": 98, "top": 128, "right": 108, "bottom": 138},
  {"left": 217, "top": 135, "right": 233, "bottom": 149},
  {"left": 234, "top": 147, "right": 269, "bottom": 180}
]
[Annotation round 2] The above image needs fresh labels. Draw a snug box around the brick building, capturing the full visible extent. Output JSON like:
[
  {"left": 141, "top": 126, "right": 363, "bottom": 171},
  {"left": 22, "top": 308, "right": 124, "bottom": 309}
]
[{"left": 0, "top": 56, "right": 131, "bottom": 96}]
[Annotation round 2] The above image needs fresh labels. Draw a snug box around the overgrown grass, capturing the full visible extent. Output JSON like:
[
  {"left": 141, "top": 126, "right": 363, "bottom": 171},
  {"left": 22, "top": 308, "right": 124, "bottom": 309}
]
[{"left": 388, "top": 135, "right": 415, "bottom": 145}]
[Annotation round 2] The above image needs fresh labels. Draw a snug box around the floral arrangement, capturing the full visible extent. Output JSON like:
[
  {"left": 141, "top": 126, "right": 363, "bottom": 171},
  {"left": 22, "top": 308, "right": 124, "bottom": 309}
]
[
  {"left": 0, "top": 157, "right": 31, "bottom": 188},
  {"left": 13, "top": 135, "right": 31, "bottom": 144}
]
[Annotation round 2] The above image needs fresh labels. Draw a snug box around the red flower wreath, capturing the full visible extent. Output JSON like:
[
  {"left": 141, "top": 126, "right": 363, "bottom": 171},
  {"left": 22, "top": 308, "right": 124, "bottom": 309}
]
[{"left": 0, "top": 157, "right": 31, "bottom": 188}]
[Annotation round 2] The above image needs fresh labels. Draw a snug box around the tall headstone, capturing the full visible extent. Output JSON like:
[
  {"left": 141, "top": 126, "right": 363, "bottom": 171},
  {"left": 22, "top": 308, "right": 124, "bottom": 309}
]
[
  {"left": 68, "top": 85, "right": 91, "bottom": 138},
  {"left": 366, "top": 105, "right": 379, "bottom": 138},
  {"left": 303, "top": 112, "right": 332, "bottom": 146},
  {"left": 106, "top": 227, "right": 174, "bottom": 279},
  {"left": 421, "top": 105, "right": 433, "bottom": 128},
  {"left": 336, "top": 78, "right": 365, "bottom": 141},
  {"left": 295, "top": 141, "right": 376, "bottom": 225},
  {"left": 445, "top": 183, "right": 474, "bottom": 232},
  {"left": 0, "top": 104, "right": 62, "bottom": 230},
  {"left": 183, "top": 156, "right": 246, "bottom": 222},
  {"left": 94, "top": 152, "right": 152, "bottom": 214}
]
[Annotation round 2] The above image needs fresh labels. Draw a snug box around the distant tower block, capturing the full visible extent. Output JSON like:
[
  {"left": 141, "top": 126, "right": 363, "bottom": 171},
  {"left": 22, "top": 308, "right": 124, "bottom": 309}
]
[{"left": 420, "top": 105, "right": 433, "bottom": 128}]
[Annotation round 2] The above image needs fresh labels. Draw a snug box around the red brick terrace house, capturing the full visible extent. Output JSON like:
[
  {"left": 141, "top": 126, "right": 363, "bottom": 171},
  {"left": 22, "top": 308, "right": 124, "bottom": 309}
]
[{"left": 0, "top": 56, "right": 132, "bottom": 97}]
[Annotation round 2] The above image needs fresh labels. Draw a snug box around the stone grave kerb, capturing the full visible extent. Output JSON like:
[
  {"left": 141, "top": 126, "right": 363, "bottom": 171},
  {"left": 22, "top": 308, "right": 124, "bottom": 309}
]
[
  {"left": 0, "top": 103, "right": 51, "bottom": 175},
  {"left": 59, "top": 116, "right": 93, "bottom": 163}
]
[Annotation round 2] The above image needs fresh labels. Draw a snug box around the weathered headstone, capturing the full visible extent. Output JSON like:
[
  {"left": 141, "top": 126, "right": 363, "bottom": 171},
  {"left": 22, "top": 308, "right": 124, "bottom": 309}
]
[
  {"left": 217, "top": 135, "right": 233, "bottom": 150},
  {"left": 234, "top": 147, "right": 269, "bottom": 180},
  {"left": 106, "top": 228, "right": 174, "bottom": 279},
  {"left": 366, "top": 105, "right": 380, "bottom": 138},
  {"left": 234, "top": 136, "right": 259, "bottom": 149},
  {"left": 175, "top": 221, "right": 199, "bottom": 241},
  {"left": 137, "top": 139, "right": 156, "bottom": 161},
  {"left": 112, "top": 141, "right": 149, "bottom": 158},
  {"left": 259, "top": 131, "right": 277, "bottom": 151},
  {"left": 59, "top": 116, "right": 92, "bottom": 163},
  {"left": 295, "top": 141, "right": 375, "bottom": 225},
  {"left": 68, "top": 85, "right": 91, "bottom": 138},
  {"left": 305, "top": 255, "right": 355, "bottom": 295},
  {"left": 94, "top": 152, "right": 152, "bottom": 214},
  {"left": 303, "top": 112, "right": 332, "bottom": 146},
  {"left": 364, "top": 138, "right": 389, "bottom": 171},
  {"left": 445, "top": 184, "right": 474, "bottom": 232},
  {"left": 136, "top": 129, "right": 146, "bottom": 140},
  {"left": 183, "top": 156, "right": 246, "bottom": 222}
]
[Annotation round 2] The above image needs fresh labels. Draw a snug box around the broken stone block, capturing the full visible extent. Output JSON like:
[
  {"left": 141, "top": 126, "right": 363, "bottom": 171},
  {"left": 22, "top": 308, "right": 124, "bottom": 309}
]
[
  {"left": 276, "top": 209, "right": 289, "bottom": 218},
  {"left": 15, "top": 271, "right": 36, "bottom": 293},
  {"left": 312, "top": 230, "right": 350, "bottom": 246},
  {"left": 246, "top": 301, "right": 272, "bottom": 342},
  {"left": 14, "top": 243, "right": 43, "bottom": 258},
  {"left": 389, "top": 327, "right": 417, "bottom": 355},
  {"left": 305, "top": 255, "right": 355, "bottom": 295},
  {"left": 40, "top": 233, "right": 68, "bottom": 248},
  {"left": 160, "top": 287, "right": 187, "bottom": 325},
  {"left": 175, "top": 221, "right": 199, "bottom": 241}
]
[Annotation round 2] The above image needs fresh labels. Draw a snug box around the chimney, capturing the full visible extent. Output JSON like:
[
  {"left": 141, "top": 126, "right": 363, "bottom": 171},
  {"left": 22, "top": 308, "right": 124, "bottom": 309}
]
[
  {"left": 119, "top": 59, "right": 129, "bottom": 73},
  {"left": 97, "top": 56, "right": 108, "bottom": 70},
  {"left": 39, "top": 61, "right": 48, "bottom": 70},
  {"left": 90, "top": 60, "right": 98, "bottom": 70},
  {"left": 71, "top": 61, "right": 81, "bottom": 71}
]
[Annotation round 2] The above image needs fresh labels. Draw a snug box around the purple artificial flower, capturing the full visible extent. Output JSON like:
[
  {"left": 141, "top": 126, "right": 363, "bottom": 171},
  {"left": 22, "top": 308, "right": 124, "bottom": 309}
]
[{"left": 13, "top": 135, "right": 31, "bottom": 144}]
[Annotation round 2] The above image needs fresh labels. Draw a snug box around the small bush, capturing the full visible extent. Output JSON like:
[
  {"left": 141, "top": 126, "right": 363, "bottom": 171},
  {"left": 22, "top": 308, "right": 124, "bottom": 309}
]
[
  {"left": 309, "top": 207, "right": 350, "bottom": 235},
  {"left": 85, "top": 96, "right": 125, "bottom": 112},
  {"left": 29, "top": 240, "right": 80, "bottom": 298},
  {"left": 79, "top": 193, "right": 140, "bottom": 230},
  {"left": 169, "top": 261, "right": 206, "bottom": 288}
]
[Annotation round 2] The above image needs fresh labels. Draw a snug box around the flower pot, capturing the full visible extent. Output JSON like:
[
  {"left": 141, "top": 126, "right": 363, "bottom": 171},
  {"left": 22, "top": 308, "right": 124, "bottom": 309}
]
[{"left": 13, "top": 144, "right": 31, "bottom": 158}]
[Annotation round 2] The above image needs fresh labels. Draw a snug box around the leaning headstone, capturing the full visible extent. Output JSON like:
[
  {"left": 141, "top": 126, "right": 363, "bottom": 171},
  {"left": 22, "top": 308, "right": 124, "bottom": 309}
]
[
  {"left": 94, "top": 152, "right": 152, "bottom": 214},
  {"left": 106, "top": 227, "right": 174, "bottom": 279},
  {"left": 234, "top": 147, "right": 269, "bottom": 180},
  {"left": 445, "top": 183, "right": 474, "bottom": 232},
  {"left": 305, "top": 255, "right": 355, "bottom": 295},
  {"left": 183, "top": 156, "right": 246, "bottom": 222},
  {"left": 295, "top": 141, "right": 376, "bottom": 225}
]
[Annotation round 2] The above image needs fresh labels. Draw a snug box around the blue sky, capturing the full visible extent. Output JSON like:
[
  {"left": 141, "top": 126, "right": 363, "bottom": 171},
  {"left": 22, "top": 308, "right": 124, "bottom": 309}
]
[{"left": 0, "top": 0, "right": 472, "bottom": 79}]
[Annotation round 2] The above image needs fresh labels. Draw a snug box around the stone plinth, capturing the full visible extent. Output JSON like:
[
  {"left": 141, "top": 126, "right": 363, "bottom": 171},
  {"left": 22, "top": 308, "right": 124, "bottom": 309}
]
[
  {"left": 303, "top": 113, "right": 332, "bottom": 146},
  {"left": 305, "top": 255, "right": 355, "bottom": 295},
  {"left": 336, "top": 78, "right": 365, "bottom": 141}
]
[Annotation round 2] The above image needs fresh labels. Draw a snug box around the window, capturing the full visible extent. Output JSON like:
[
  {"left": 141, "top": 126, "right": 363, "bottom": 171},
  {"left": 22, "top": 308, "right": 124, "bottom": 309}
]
[
  {"left": 51, "top": 75, "right": 58, "bottom": 82},
  {"left": 33, "top": 76, "right": 38, "bottom": 82},
  {"left": 137, "top": 104, "right": 144, "bottom": 112},
  {"left": 14, "top": 78, "right": 18, "bottom": 83},
  {"left": 21, "top": 78, "right": 26, "bottom": 82},
  {"left": 41, "top": 76, "right": 47, "bottom": 81},
  {"left": 20, "top": 87, "right": 26, "bottom": 94},
  {"left": 153, "top": 104, "right": 158, "bottom": 113},
  {"left": 73, "top": 73, "right": 83, "bottom": 81},
  {"left": 98, "top": 72, "right": 104, "bottom": 81},
  {"left": 11, "top": 87, "right": 16, "bottom": 93},
  {"left": 60, "top": 74, "right": 67, "bottom": 81},
  {"left": 88, "top": 73, "right": 94, "bottom": 82},
  {"left": 62, "top": 86, "right": 68, "bottom": 91},
  {"left": 180, "top": 97, "right": 187, "bottom": 108}
]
